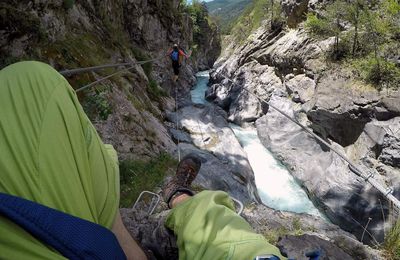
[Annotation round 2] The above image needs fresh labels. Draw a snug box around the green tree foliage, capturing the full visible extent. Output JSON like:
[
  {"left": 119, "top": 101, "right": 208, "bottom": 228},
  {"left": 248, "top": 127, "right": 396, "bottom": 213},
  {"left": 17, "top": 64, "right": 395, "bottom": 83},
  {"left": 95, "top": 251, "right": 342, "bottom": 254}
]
[
  {"left": 305, "top": 1, "right": 348, "bottom": 59},
  {"left": 186, "top": 0, "right": 210, "bottom": 44},
  {"left": 305, "top": 0, "right": 400, "bottom": 89},
  {"left": 206, "top": 0, "right": 252, "bottom": 34},
  {"left": 230, "top": 0, "right": 284, "bottom": 43},
  {"left": 345, "top": 0, "right": 366, "bottom": 55},
  {"left": 185, "top": 1, "right": 219, "bottom": 58},
  {"left": 304, "top": 13, "right": 330, "bottom": 36},
  {"left": 328, "top": 1, "right": 350, "bottom": 59}
]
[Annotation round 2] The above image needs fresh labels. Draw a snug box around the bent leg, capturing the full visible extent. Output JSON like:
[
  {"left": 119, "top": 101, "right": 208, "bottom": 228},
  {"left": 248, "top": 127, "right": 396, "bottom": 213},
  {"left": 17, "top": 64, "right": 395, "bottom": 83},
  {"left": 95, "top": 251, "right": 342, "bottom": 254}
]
[
  {"left": 0, "top": 61, "right": 119, "bottom": 259},
  {"left": 165, "top": 190, "right": 286, "bottom": 260}
]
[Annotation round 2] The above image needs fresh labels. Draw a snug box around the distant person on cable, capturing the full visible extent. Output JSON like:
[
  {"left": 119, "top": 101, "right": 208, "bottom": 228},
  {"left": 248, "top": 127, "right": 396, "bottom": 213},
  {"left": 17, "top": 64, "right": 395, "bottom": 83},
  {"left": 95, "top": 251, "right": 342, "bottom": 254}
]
[{"left": 167, "top": 43, "right": 189, "bottom": 82}]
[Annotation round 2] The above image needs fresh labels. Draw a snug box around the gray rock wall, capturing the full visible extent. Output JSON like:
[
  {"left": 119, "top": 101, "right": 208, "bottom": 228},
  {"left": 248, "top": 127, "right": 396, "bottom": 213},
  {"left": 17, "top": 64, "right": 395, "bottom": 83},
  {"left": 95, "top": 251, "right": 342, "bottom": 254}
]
[{"left": 209, "top": 15, "right": 400, "bottom": 244}]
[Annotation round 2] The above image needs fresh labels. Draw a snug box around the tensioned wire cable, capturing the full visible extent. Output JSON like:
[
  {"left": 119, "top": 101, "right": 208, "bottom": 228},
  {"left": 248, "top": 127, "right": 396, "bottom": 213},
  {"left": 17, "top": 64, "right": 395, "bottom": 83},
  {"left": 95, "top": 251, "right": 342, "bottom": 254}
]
[
  {"left": 60, "top": 62, "right": 135, "bottom": 77},
  {"left": 60, "top": 58, "right": 162, "bottom": 93},
  {"left": 175, "top": 84, "right": 181, "bottom": 162},
  {"left": 61, "top": 57, "right": 185, "bottom": 162},
  {"left": 222, "top": 76, "right": 400, "bottom": 210}
]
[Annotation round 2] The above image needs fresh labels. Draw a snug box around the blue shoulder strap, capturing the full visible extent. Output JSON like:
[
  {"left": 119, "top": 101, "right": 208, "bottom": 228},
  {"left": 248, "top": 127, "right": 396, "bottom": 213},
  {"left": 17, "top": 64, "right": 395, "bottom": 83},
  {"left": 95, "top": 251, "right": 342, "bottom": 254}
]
[{"left": 0, "top": 192, "right": 126, "bottom": 260}]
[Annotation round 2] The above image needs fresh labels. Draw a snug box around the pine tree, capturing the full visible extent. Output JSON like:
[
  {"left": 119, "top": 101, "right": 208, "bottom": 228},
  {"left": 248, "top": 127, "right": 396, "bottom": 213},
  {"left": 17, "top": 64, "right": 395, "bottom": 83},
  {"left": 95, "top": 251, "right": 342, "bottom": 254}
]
[
  {"left": 325, "top": 0, "right": 347, "bottom": 59},
  {"left": 346, "top": 0, "right": 367, "bottom": 56}
]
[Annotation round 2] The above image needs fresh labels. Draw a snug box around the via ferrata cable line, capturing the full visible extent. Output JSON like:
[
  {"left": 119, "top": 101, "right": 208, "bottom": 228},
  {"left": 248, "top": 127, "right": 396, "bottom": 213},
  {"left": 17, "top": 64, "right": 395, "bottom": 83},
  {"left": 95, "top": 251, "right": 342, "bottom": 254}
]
[
  {"left": 60, "top": 58, "right": 162, "bottom": 92},
  {"left": 175, "top": 84, "right": 181, "bottom": 162},
  {"left": 223, "top": 76, "right": 400, "bottom": 210},
  {"left": 60, "top": 62, "right": 134, "bottom": 77},
  {"left": 75, "top": 64, "right": 136, "bottom": 93}
]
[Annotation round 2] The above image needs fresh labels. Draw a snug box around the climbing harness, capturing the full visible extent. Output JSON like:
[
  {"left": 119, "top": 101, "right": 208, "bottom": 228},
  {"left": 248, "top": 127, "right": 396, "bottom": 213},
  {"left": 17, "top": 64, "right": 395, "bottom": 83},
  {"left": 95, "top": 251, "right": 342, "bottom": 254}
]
[{"left": 222, "top": 76, "right": 400, "bottom": 210}]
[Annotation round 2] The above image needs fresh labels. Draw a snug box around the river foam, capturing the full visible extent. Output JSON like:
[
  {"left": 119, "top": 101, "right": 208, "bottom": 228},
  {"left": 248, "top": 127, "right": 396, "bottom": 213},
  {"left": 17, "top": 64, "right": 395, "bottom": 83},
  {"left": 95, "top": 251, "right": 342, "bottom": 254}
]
[{"left": 191, "top": 71, "right": 322, "bottom": 217}]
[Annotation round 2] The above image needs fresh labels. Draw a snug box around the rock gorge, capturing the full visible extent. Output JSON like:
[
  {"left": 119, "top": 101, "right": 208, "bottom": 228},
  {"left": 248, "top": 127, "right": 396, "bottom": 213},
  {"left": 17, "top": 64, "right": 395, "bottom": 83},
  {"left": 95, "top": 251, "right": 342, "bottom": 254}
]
[
  {"left": 1, "top": 0, "right": 399, "bottom": 259},
  {"left": 208, "top": 0, "right": 399, "bottom": 251}
]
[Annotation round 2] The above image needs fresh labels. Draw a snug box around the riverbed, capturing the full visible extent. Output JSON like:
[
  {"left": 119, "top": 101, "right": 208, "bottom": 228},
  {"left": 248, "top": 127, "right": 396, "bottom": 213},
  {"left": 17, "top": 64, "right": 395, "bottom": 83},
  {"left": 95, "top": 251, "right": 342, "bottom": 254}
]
[{"left": 191, "top": 71, "right": 322, "bottom": 217}]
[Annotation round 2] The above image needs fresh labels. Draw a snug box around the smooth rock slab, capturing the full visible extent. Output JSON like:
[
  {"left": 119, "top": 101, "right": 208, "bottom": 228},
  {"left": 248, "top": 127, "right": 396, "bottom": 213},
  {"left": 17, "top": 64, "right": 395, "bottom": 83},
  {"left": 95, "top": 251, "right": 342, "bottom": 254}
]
[
  {"left": 256, "top": 96, "right": 391, "bottom": 244},
  {"left": 166, "top": 104, "right": 260, "bottom": 203}
]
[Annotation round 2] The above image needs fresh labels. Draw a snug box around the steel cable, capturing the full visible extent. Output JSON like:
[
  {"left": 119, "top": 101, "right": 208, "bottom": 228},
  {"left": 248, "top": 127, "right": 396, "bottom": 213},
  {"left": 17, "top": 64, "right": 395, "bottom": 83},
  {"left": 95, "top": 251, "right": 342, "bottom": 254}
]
[{"left": 223, "top": 76, "right": 400, "bottom": 210}]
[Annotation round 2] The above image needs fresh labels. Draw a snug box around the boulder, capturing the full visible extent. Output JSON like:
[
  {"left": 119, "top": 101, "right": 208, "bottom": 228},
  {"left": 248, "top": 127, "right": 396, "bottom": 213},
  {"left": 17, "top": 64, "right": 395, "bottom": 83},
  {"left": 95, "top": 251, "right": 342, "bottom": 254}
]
[
  {"left": 205, "top": 83, "right": 233, "bottom": 110},
  {"left": 178, "top": 143, "right": 258, "bottom": 203},
  {"left": 208, "top": 8, "right": 398, "bottom": 248},
  {"left": 362, "top": 117, "right": 400, "bottom": 169},
  {"left": 281, "top": 0, "right": 309, "bottom": 28},
  {"left": 379, "top": 91, "right": 400, "bottom": 119},
  {"left": 285, "top": 74, "right": 316, "bottom": 103},
  {"left": 379, "top": 135, "right": 400, "bottom": 168},
  {"left": 208, "top": 61, "right": 281, "bottom": 124},
  {"left": 166, "top": 104, "right": 260, "bottom": 203},
  {"left": 168, "top": 128, "right": 192, "bottom": 144}
]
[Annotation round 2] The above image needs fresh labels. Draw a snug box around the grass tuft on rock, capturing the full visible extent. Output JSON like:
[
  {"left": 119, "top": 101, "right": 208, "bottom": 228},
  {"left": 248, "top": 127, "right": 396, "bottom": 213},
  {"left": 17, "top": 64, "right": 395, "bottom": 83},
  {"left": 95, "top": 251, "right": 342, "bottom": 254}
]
[
  {"left": 119, "top": 153, "right": 177, "bottom": 208},
  {"left": 383, "top": 220, "right": 400, "bottom": 260}
]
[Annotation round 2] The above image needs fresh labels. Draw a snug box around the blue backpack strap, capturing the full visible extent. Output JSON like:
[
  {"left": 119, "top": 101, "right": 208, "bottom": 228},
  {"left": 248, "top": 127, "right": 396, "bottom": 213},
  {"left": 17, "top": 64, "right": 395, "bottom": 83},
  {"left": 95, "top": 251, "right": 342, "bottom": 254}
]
[{"left": 0, "top": 192, "right": 126, "bottom": 260}]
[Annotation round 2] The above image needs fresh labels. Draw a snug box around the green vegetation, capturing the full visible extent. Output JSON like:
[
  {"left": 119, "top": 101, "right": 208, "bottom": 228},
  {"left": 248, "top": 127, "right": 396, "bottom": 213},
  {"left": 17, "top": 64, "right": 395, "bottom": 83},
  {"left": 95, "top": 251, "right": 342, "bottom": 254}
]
[
  {"left": 132, "top": 47, "right": 153, "bottom": 78},
  {"left": 304, "top": 0, "right": 400, "bottom": 89},
  {"left": 147, "top": 79, "right": 167, "bottom": 101},
  {"left": 206, "top": 0, "right": 252, "bottom": 34},
  {"left": 352, "top": 56, "right": 400, "bottom": 89},
  {"left": 383, "top": 220, "right": 400, "bottom": 260},
  {"left": 82, "top": 88, "right": 112, "bottom": 120},
  {"left": 263, "top": 226, "right": 290, "bottom": 245},
  {"left": 131, "top": 47, "right": 167, "bottom": 101},
  {"left": 262, "top": 217, "right": 311, "bottom": 245},
  {"left": 119, "top": 153, "right": 177, "bottom": 207},
  {"left": 230, "top": 0, "right": 284, "bottom": 43},
  {"left": 304, "top": 13, "right": 331, "bottom": 37},
  {"left": 186, "top": 1, "right": 214, "bottom": 45}
]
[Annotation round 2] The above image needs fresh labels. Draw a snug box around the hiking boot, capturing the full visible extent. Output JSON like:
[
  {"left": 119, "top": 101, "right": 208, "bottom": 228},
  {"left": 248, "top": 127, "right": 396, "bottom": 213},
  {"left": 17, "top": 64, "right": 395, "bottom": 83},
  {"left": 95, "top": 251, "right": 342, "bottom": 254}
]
[{"left": 163, "top": 153, "right": 202, "bottom": 208}]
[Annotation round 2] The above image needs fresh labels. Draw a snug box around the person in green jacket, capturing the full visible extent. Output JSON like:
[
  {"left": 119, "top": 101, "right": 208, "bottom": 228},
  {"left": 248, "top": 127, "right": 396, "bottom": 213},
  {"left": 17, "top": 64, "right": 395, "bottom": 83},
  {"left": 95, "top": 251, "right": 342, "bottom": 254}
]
[
  {"left": 0, "top": 61, "right": 146, "bottom": 260},
  {"left": 0, "top": 61, "right": 285, "bottom": 260}
]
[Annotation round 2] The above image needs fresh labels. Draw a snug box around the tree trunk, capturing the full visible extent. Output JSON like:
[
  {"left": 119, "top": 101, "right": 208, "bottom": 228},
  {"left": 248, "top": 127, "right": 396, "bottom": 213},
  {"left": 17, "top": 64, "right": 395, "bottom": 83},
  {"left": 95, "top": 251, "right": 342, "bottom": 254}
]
[{"left": 352, "top": 7, "right": 359, "bottom": 56}]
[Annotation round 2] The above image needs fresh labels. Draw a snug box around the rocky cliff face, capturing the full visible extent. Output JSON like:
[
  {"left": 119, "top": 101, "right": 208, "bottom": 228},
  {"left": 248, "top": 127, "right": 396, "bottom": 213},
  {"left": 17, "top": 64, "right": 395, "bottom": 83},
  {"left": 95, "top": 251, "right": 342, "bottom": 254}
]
[
  {"left": 208, "top": 0, "right": 400, "bottom": 245},
  {"left": 0, "top": 0, "right": 220, "bottom": 161}
]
